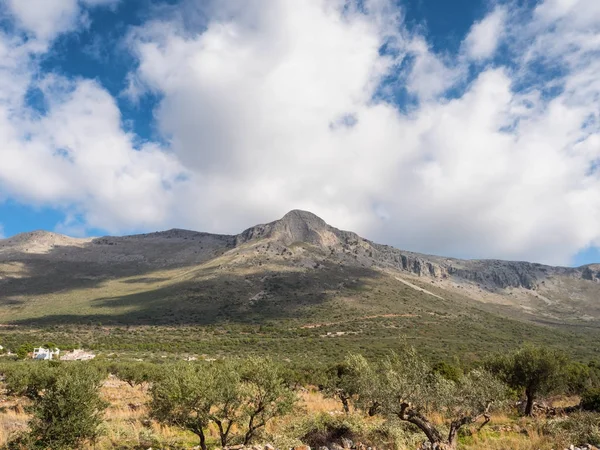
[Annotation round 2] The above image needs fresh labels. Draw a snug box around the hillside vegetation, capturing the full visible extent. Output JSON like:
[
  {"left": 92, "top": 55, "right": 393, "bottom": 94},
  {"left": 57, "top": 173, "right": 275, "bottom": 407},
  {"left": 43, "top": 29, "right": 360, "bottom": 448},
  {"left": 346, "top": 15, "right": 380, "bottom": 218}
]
[{"left": 1, "top": 210, "right": 599, "bottom": 360}]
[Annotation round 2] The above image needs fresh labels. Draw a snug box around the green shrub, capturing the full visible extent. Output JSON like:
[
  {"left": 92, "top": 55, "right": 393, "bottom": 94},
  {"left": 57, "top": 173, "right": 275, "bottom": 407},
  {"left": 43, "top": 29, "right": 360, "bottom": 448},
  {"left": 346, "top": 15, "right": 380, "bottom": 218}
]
[
  {"left": 27, "top": 363, "right": 108, "bottom": 449},
  {"left": 543, "top": 412, "right": 600, "bottom": 446},
  {"left": 16, "top": 343, "right": 34, "bottom": 360},
  {"left": 110, "top": 361, "right": 160, "bottom": 387},
  {"left": 150, "top": 362, "right": 215, "bottom": 450},
  {"left": 284, "top": 412, "right": 420, "bottom": 450},
  {"left": 432, "top": 361, "right": 463, "bottom": 383},
  {"left": 3, "top": 362, "right": 54, "bottom": 399},
  {"left": 582, "top": 388, "right": 600, "bottom": 412},
  {"left": 151, "top": 358, "right": 297, "bottom": 449},
  {"left": 290, "top": 412, "right": 372, "bottom": 448}
]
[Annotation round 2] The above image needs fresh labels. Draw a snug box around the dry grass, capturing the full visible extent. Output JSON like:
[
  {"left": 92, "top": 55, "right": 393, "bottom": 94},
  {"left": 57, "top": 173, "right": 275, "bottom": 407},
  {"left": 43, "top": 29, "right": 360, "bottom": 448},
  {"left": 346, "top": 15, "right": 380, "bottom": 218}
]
[
  {"left": 0, "top": 397, "right": 29, "bottom": 447},
  {"left": 0, "top": 382, "right": 591, "bottom": 450},
  {"left": 300, "top": 388, "right": 344, "bottom": 414}
]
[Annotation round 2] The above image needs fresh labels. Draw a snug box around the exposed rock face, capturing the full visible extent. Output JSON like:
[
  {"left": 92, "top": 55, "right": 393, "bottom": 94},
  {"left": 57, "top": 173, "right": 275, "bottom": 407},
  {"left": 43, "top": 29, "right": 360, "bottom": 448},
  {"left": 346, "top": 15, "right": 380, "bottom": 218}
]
[
  {"left": 234, "top": 210, "right": 599, "bottom": 291},
  {"left": 1, "top": 210, "right": 598, "bottom": 292},
  {"left": 237, "top": 210, "right": 351, "bottom": 247},
  {"left": 371, "top": 244, "right": 583, "bottom": 290}
]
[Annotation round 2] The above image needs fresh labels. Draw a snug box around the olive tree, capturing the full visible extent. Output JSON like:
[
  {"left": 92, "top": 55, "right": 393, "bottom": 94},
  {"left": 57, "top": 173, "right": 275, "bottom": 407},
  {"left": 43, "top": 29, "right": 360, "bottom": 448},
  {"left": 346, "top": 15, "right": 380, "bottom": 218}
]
[
  {"left": 150, "top": 358, "right": 297, "bottom": 448},
  {"left": 150, "top": 363, "right": 214, "bottom": 450},
  {"left": 3, "top": 362, "right": 54, "bottom": 399},
  {"left": 485, "top": 345, "right": 567, "bottom": 416},
  {"left": 321, "top": 362, "right": 361, "bottom": 413},
  {"left": 112, "top": 361, "right": 159, "bottom": 388},
  {"left": 28, "top": 363, "right": 108, "bottom": 449},
  {"left": 238, "top": 357, "right": 297, "bottom": 445},
  {"left": 210, "top": 361, "right": 245, "bottom": 447},
  {"left": 347, "top": 350, "right": 507, "bottom": 450}
]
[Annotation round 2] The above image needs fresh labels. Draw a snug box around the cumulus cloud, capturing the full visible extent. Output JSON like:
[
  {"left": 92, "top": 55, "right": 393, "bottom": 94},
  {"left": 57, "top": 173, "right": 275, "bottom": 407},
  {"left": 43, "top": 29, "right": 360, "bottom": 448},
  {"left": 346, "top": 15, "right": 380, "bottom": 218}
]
[
  {"left": 0, "top": 224, "right": 4, "bottom": 239},
  {"left": 463, "top": 6, "right": 507, "bottom": 60},
  {"left": 5, "top": 0, "right": 120, "bottom": 42},
  {"left": 1, "top": 0, "right": 600, "bottom": 265}
]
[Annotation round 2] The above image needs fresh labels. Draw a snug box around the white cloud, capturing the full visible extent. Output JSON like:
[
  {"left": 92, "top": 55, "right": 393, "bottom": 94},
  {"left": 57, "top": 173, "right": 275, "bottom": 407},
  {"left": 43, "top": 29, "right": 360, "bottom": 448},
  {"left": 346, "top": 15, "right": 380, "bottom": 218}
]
[
  {"left": 0, "top": 75, "right": 186, "bottom": 233},
  {"left": 463, "top": 6, "right": 507, "bottom": 60},
  {"left": 0, "top": 224, "right": 4, "bottom": 239},
  {"left": 1, "top": 0, "right": 600, "bottom": 265},
  {"left": 5, "top": 0, "right": 120, "bottom": 42},
  {"left": 406, "top": 37, "right": 462, "bottom": 100}
]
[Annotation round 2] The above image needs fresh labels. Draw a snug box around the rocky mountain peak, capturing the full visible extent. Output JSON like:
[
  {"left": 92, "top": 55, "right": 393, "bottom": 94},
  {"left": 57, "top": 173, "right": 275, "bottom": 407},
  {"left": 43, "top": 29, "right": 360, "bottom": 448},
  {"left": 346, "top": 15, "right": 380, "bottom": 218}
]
[{"left": 237, "top": 209, "right": 341, "bottom": 247}]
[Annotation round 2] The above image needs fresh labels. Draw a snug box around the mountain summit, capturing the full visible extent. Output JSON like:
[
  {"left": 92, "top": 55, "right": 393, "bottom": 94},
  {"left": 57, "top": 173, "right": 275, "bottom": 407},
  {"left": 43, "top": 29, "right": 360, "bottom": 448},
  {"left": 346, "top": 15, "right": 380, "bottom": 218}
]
[
  {"left": 1, "top": 209, "right": 600, "bottom": 331},
  {"left": 238, "top": 209, "right": 346, "bottom": 247}
]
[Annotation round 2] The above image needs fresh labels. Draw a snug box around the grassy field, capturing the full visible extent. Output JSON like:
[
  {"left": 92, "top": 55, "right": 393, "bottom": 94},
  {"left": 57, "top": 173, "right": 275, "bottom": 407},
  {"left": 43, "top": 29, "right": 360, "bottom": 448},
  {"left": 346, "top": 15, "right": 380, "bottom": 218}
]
[
  {"left": 2, "top": 236, "right": 600, "bottom": 366},
  {"left": 0, "top": 378, "right": 593, "bottom": 450},
  {"left": 2, "top": 259, "right": 600, "bottom": 363}
]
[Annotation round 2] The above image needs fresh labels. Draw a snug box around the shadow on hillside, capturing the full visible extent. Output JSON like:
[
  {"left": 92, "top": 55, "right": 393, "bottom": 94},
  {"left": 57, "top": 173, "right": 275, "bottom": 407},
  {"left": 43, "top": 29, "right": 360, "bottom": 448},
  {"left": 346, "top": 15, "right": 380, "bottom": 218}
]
[
  {"left": 0, "top": 235, "right": 233, "bottom": 298},
  {"left": 7, "top": 262, "right": 382, "bottom": 326}
]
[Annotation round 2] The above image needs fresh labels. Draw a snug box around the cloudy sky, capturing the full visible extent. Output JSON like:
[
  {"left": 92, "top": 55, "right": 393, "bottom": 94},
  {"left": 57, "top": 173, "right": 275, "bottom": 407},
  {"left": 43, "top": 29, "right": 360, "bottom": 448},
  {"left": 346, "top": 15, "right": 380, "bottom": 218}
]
[{"left": 0, "top": 0, "right": 599, "bottom": 266}]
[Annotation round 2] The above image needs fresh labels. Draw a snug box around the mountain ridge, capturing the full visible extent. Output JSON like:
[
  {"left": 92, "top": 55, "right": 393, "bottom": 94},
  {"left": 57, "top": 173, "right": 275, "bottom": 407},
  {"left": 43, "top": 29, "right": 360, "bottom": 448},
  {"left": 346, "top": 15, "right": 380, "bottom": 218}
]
[
  {"left": 1, "top": 209, "right": 600, "bottom": 360},
  {"left": 1, "top": 210, "right": 598, "bottom": 292}
]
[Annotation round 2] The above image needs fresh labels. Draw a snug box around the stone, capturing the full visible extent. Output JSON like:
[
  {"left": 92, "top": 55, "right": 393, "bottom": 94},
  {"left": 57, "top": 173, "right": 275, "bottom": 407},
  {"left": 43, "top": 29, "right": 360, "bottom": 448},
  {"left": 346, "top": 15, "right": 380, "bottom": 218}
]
[{"left": 293, "top": 446, "right": 311, "bottom": 450}]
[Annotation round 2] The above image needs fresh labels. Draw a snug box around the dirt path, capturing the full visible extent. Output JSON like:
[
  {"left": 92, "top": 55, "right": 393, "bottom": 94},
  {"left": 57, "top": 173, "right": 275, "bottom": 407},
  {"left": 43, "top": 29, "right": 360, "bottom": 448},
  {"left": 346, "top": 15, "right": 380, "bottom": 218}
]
[
  {"left": 300, "top": 313, "right": 418, "bottom": 329},
  {"left": 394, "top": 276, "right": 445, "bottom": 300}
]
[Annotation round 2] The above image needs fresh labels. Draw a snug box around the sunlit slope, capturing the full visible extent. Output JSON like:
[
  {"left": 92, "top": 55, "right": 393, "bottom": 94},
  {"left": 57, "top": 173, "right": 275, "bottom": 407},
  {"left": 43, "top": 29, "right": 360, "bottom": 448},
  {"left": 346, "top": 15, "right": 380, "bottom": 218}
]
[{"left": 1, "top": 210, "right": 600, "bottom": 359}]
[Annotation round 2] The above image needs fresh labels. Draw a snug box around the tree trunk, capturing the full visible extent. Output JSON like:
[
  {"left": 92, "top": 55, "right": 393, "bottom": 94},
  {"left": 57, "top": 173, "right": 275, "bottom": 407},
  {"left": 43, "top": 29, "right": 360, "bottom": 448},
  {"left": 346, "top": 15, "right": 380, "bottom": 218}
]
[
  {"left": 398, "top": 403, "right": 445, "bottom": 446},
  {"left": 525, "top": 389, "right": 534, "bottom": 416},
  {"left": 341, "top": 396, "right": 350, "bottom": 414},
  {"left": 397, "top": 403, "right": 490, "bottom": 450},
  {"left": 213, "top": 418, "right": 233, "bottom": 447},
  {"left": 192, "top": 427, "right": 207, "bottom": 450},
  {"left": 367, "top": 401, "right": 380, "bottom": 416},
  {"left": 199, "top": 430, "right": 207, "bottom": 450},
  {"left": 447, "top": 416, "right": 473, "bottom": 449}
]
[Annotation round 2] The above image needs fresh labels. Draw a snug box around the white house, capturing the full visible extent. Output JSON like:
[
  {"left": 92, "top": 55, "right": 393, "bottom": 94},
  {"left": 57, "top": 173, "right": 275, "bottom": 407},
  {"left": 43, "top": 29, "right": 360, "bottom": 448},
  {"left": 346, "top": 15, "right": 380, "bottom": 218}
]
[{"left": 33, "top": 347, "right": 60, "bottom": 360}]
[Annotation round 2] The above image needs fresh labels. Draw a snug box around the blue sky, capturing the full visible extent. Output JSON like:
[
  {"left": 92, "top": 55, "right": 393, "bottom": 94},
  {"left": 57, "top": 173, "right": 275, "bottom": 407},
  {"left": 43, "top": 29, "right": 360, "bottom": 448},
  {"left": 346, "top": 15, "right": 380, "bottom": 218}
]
[{"left": 1, "top": 0, "right": 600, "bottom": 267}]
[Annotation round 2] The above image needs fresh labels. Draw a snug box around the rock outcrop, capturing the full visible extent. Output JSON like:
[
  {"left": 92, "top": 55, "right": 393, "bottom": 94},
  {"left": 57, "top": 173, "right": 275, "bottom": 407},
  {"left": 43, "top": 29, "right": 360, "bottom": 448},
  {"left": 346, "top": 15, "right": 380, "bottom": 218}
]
[{"left": 1, "top": 210, "right": 599, "bottom": 294}]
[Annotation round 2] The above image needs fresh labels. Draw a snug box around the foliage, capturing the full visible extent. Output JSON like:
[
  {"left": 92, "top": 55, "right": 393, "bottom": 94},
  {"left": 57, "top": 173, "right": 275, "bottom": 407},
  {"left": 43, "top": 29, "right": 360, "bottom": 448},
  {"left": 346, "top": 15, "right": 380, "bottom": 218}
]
[
  {"left": 432, "top": 361, "right": 463, "bottom": 383},
  {"left": 238, "top": 357, "right": 297, "bottom": 444},
  {"left": 110, "top": 361, "right": 160, "bottom": 387},
  {"left": 150, "top": 362, "right": 214, "bottom": 450},
  {"left": 16, "top": 343, "right": 34, "bottom": 360},
  {"left": 347, "top": 349, "right": 508, "bottom": 449},
  {"left": 485, "top": 345, "right": 568, "bottom": 415},
  {"left": 565, "top": 362, "right": 591, "bottom": 394},
  {"left": 209, "top": 360, "right": 245, "bottom": 447},
  {"left": 290, "top": 412, "right": 376, "bottom": 448},
  {"left": 582, "top": 388, "right": 600, "bottom": 412},
  {"left": 321, "top": 361, "right": 363, "bottom": 413},
  {"left": 543, "top": 412, "right": 600, "bottom": 447},
  {"left": 150, "top": 358, "right": 297, "bottom": 448},
  {"left": 28, "top": 363, "right": 108, "bottom": 449},
  {"left": 2, "top": 361, "right": 55, "bottom": 399}
]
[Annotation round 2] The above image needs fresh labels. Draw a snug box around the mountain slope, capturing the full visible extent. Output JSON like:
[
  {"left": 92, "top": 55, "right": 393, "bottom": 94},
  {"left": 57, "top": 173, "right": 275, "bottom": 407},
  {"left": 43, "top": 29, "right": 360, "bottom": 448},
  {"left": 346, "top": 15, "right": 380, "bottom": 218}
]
[{"left": 0, "top": 210, "right": 599, "bottom": 359}]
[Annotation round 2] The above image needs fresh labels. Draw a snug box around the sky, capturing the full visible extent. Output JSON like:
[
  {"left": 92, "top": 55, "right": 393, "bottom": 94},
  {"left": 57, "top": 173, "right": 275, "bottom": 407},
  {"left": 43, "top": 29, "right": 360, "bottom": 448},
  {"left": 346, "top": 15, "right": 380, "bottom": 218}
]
[{"left": 0, "top": 0, "right": 599, "bottom": 267}]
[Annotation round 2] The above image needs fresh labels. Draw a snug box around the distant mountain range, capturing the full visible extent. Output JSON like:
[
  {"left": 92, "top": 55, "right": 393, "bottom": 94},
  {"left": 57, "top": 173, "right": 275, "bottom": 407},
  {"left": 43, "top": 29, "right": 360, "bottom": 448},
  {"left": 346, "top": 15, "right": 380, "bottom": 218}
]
[{"left": 1, "top": 210, "right": 599, "bottom": 358}]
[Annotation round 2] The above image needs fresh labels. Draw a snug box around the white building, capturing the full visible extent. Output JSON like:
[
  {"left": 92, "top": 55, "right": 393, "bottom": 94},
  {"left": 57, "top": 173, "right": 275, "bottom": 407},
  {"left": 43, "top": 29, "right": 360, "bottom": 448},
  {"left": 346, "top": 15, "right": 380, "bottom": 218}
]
[{"left": 33, "top": 347, "right": 60, "bottom": 360}]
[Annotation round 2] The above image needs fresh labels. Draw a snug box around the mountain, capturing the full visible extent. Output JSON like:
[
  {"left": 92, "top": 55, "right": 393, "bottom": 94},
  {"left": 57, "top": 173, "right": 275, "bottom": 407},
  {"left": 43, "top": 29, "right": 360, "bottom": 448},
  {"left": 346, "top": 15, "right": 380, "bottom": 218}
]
[{"left": 1, "top": 210, "right": 599, "bottom": 359}]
